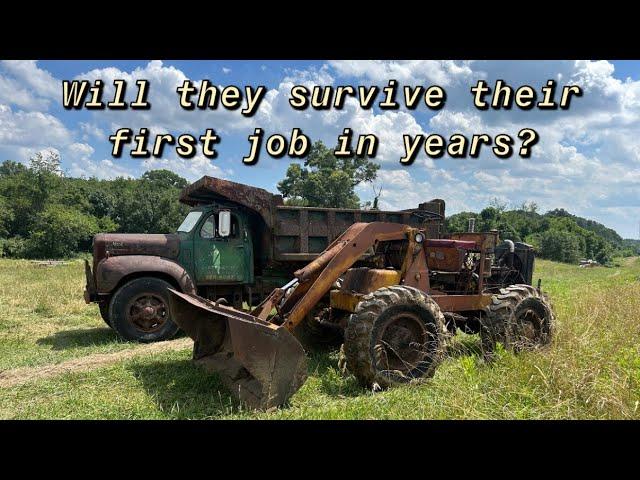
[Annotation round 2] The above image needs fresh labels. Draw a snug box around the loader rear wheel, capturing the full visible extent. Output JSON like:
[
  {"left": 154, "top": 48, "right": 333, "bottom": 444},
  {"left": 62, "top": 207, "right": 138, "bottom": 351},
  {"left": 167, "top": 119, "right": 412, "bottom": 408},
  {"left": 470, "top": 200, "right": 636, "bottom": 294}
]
[
  {"left": 481, "top": 284, "right": 554, "bottom": 354},
  {"left": 343, "top": 285, "right": 446, "bottom": 389},
  {"left": 109, "top": 277, "right": 179, "bottom": 343}
]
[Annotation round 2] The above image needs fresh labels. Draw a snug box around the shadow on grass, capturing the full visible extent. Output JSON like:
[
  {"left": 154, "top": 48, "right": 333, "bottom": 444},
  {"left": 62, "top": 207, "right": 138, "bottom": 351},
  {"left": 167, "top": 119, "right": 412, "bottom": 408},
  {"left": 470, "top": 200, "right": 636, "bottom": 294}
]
[
  {"left": 306, "top": 348, "right": 365, "bottom": 398},
  {"left": 129, "top": 347, "right": 365, "bottom": 417},
  {"left": 304, "top": 337, "right": 489, "bottom": 399},
  {"left": 129, "top": 359, "right": 238, "bottom": 419},
  {"left": 307, "top": 335, "right": 490, "bottom": 399},
  {"left": 37, "top": 327, "right": 119, "bottom": 350},
  {"left": 127, "top": 337, "right": 486, "bottom": 417}
]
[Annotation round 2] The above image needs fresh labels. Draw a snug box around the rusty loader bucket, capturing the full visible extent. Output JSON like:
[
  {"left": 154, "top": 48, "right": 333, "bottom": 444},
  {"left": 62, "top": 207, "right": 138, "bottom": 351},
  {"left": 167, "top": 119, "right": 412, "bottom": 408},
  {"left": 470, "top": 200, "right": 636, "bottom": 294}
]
[{"left": 167, "top": 289, "right": 307, "bottom": 410}]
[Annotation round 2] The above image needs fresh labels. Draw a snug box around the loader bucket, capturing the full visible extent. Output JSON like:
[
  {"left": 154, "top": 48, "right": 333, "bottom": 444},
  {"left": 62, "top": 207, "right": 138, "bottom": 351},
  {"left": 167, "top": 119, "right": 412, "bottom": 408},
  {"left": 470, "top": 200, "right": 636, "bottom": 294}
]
[{"left": 167, "top": 289, "right": 307, "bottom": 410}]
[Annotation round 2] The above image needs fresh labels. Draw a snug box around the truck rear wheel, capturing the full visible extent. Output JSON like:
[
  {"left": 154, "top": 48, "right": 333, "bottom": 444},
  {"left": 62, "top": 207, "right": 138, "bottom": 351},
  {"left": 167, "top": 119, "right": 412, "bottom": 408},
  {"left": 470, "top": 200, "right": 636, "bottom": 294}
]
[
  {"left": 481, "top": 284, "right": 554, "bottom": 354},
  {"left": 343, "top": 285, "right": 446, "bottom": 389},
  {"left": 109, "top": 277, "right": 180, "bottom": 343}
]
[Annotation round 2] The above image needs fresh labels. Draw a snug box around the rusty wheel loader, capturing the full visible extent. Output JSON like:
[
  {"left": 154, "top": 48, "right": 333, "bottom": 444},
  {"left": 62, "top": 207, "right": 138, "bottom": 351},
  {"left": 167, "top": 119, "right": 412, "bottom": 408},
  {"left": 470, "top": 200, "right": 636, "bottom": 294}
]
[{"left": 168, "top": 221, "right": 554, "bottom": 410}]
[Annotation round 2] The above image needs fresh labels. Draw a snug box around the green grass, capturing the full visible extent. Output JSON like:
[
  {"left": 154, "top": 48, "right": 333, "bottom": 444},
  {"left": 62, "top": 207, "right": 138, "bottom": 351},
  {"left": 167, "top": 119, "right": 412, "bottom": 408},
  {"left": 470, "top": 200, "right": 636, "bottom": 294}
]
[
  {"left": 0, "top": 259, "right": 137, "bottom": 371},
  {"left": 1, "top": 257, "right": 639, "bottom": 419}
]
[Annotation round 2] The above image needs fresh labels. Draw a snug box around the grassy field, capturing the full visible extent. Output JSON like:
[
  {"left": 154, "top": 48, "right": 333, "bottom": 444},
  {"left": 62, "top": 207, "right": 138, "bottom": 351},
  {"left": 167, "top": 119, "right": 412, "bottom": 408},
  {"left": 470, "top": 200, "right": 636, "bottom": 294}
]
[{"left": 1, "top": 257, "right": 639, "bottom": 419}]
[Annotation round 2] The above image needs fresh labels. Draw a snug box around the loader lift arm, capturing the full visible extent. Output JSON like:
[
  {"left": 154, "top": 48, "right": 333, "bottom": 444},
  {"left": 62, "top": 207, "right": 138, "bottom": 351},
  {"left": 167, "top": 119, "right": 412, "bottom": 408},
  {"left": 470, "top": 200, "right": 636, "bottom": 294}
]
[{"left": 253, "top": 222, "right": 413, "bottom": 330}]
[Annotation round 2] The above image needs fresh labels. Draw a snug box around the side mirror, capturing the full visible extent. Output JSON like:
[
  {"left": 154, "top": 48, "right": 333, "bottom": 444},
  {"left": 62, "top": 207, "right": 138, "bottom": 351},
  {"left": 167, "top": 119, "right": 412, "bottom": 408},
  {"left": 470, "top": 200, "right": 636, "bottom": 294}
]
[{"left": 218, "top": 210, "right": 231, "bottom": 237}]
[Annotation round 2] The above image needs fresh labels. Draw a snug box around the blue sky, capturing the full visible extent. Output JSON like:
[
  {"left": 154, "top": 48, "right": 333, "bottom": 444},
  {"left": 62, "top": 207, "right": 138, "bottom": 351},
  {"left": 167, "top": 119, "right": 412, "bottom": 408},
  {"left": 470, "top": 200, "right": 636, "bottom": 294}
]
[{"left": 1, "top": 60, "right": 639, "bottom": 238}]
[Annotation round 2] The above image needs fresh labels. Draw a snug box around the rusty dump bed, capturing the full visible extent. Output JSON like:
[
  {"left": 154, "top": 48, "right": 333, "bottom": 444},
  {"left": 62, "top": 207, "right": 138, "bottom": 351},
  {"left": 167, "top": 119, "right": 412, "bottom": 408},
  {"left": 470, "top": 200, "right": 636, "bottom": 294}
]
[{"left": 180, "top": 176, "right": 446, "bottom": 262}]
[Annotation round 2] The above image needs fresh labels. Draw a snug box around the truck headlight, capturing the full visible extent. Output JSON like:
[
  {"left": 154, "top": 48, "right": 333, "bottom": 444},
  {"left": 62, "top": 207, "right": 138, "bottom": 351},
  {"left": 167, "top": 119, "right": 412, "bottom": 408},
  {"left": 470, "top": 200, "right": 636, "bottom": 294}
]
[{"left": 415, "top": 233, "right": 425, "bottom": 243}]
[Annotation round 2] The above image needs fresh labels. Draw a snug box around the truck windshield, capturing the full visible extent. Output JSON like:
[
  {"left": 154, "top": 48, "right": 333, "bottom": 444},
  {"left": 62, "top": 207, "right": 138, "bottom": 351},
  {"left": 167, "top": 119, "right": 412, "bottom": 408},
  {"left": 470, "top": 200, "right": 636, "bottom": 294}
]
[{"left": 177, "top": 211, "right": 203, "bottom": 233}]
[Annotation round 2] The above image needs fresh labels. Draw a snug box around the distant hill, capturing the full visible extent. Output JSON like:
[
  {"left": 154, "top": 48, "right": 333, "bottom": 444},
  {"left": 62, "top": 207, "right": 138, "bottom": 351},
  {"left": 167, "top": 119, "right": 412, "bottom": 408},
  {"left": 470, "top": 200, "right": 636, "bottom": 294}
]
[
  {"left": 623, "top": 238, "right": 640, "bottom": 250},
  {"left": 446, "top": 205, "right": 635, "bottom": 265},
  {"left": 545, "top": 208, "right": 623, "bottom": 245}
]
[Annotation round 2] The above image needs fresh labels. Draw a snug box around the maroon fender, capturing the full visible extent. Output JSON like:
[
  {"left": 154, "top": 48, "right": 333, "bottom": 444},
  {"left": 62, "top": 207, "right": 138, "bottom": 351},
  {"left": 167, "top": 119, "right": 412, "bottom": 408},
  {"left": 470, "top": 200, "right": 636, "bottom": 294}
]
[{"left": 95, "top": 255, "right": 196, "bottom": 295}]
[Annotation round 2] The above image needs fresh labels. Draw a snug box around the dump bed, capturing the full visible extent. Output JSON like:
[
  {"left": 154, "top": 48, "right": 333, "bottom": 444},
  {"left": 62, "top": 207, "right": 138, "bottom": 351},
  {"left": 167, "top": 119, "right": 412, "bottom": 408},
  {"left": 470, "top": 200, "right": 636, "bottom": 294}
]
[
  {"left": 180, "top": 176, "right": 445, "bottom": 263},
  {"left": 271, "top": 204, "right": 443, "bottom": 261}
]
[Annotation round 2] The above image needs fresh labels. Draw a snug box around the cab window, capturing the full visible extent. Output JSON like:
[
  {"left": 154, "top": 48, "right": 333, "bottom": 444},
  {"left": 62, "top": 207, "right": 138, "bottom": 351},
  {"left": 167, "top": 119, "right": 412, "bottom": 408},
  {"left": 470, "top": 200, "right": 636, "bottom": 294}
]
[
  {"left": 200, "top": 215, "right": 216, "bottom": 239},
  {"left": 200, "top": 213, "right": 240, "bottom": 239}
]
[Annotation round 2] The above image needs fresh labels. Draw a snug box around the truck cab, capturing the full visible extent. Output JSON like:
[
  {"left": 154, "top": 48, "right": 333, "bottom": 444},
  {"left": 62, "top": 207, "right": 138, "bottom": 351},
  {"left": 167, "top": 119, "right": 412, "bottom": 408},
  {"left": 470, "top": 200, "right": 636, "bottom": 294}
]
[{"left": 176, "top": 205, "right": 254, "bottom": 287}]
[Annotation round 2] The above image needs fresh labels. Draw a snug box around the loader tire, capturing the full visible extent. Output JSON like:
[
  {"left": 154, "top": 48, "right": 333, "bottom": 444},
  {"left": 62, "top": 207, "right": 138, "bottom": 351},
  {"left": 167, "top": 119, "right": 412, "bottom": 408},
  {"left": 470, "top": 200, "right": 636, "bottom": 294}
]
[
  {"left": 343, "top": 285, "right": 447, "bottom": 389},
  {"left": 481, "top": 284, "right": 554, "bottom": 355},
  {"left": 109, "top": 277, "right": 179, "bottom": 343},
  {"left": 294, "top": 315, "right": 343, "bottom": 351},
  {"left": 99, "top": 302, "right": 111, "bottom": 327}
]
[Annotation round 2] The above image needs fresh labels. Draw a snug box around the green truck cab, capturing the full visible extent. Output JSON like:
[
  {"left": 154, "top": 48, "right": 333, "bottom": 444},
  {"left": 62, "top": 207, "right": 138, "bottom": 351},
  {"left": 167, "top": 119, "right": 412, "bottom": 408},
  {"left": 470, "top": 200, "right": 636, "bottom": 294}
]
[
  {"left": 84, "top": 176, "right": 445, "bottom": 343},
  {"left": 177, "top": 206, "right": 254, "bottom": 286}
]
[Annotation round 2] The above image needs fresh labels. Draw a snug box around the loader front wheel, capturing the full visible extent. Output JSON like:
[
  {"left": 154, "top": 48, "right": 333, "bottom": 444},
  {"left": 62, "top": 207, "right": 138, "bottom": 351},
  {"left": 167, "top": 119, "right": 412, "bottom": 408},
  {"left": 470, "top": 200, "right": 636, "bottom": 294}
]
[
  {"left": 481, "top": 284, "right": 554, "bottom": 354},
  {"left": 294, "top": 311, "right": 344, "bottom": 351},
  {"left": 343, "top": 286, "right": 446, "bottom": 389},
  {"left": 109, "top": 277, "right": 179, "bottom": 343}
]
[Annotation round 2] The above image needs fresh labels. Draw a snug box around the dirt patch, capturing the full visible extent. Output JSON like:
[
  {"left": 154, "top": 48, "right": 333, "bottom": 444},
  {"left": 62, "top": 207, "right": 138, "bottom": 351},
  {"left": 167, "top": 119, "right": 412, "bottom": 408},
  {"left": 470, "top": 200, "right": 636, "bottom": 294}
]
[{"left": 0, "top": 338, "right": 192, "bottom": 388}]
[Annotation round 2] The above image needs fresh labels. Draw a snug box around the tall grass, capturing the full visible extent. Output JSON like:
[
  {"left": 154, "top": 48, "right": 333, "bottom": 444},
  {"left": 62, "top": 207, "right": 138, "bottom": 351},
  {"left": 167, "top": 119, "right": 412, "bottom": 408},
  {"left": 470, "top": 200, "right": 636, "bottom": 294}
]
[{"left": 0, "top": 257, "right": 639, "bottom": 419}]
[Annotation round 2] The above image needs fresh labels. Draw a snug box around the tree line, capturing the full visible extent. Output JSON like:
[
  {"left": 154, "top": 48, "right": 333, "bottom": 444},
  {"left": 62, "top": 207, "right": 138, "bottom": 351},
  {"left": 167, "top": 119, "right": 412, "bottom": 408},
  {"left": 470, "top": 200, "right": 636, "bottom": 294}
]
[
  {"left": 0, "top": 155, "right": 188, "bottom": 258},
  {"left": 1, "top": 142, "right": 636, "bottom": 264},
  {"left": 446, "top": 202, "right": 638, "bottom": 265}
]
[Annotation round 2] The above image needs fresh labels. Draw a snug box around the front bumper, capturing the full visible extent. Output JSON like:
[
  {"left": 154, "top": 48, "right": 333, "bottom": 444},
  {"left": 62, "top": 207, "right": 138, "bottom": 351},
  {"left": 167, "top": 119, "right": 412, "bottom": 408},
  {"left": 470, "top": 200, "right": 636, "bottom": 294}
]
[{"left": 84, "top": 260, "right": 98, "bottom": 304}]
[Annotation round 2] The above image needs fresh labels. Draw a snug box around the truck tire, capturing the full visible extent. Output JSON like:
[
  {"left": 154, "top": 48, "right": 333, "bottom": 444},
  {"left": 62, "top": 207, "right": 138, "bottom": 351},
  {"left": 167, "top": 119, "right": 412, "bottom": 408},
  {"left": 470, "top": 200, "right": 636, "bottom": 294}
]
[
  {"left": 343, "top": 285, "right": 447, "bottom": 389},
  {"left": 481, "top": 284, "right": 554, "bottom": 354},
  {"left": 109, "top": 277, "right": 180, "bottom": 343},
  {"left": 99, "top": 302, "right": 111, "bottom": 327}
]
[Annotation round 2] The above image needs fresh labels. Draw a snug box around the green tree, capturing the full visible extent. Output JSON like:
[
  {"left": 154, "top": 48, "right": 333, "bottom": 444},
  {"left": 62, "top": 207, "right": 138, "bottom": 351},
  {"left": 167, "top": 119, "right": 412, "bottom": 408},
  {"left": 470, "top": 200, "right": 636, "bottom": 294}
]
[
  {"left": 25, "top": 205, "right": 116, "bottom": 258},
  {"left": 29, "top": 149, "right": 63, "bottom": 176},
  {"left": 0, "top": 166, "right": 41, "bottom": 237},
  {"left": 112, "top": 179, "right": 187, "bottom": 233},
  {"left": 445, "top": 211, "right": 477, "bottom": 233},
  {"left": 277, "top": 141, "right": 379, "bottom": 208},
  {"left": 142, "top": 169, "right": 189, "bottom": 189},
  {"left": 0, "top": 160, "right": 27, "bottom": 177},
  {"left": 0, "top": 196, "right": 13, "bottom": 237},
  {"left": 538, "top": 230, "right": 583, "bottom": 263}
]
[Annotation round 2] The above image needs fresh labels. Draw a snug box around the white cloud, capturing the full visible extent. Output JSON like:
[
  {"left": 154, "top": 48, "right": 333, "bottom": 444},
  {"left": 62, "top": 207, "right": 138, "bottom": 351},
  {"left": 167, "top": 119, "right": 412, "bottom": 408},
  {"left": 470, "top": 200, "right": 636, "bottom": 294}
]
[
  {"left": 66, "top": 143, "right": 134, "bottom": 179},
  {"left": 222, "top": 67, "right": 231, "bottom": 74},
  {"left": 141, "top": 155, "right": 230, "bottom": 182},
  {"left": 0, "top": 75, "right": 50, "bottom": 110},
  {"left": 0, "top": 61, "right": 59, "bottom": 112},
  {"left": 77, "top": 60, "right": 259, "bottom": 135},
  {"left": 0, "top": 60, "right": 59, "bottom": 98},
  {"left": 68, "top": 157, "right": 134, "bottom": 179},
  {"left": 79, "top": 122, "right": 105, "bottom": 141},
  {"left": 0, "top": 104, "right": 71, "bottom": 153},
  {"left": 329, "top": 60, "right": 473, "bottom": 86}
]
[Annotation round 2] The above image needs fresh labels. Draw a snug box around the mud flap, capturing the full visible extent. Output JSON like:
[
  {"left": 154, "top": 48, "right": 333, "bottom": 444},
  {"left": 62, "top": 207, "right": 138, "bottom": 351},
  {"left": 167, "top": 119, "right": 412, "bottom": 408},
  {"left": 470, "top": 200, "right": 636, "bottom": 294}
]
[{"left": 168, "top": 289, "right": 307, "bottom": 410}]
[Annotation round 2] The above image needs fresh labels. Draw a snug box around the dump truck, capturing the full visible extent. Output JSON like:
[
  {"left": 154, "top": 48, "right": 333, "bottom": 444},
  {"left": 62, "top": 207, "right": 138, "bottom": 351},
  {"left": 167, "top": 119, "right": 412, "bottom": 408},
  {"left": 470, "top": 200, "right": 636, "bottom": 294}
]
[
  {"left": 167, "top": 221, "right": 553, "bottom": 409},
  {"left": 84, "top": 176, "right": 445, "bottom": 342}
]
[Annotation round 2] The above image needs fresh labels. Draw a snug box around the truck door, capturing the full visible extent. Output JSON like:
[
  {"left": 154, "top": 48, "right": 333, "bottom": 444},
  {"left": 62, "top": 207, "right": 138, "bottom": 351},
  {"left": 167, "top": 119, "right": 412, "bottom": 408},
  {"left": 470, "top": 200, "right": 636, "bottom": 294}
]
[{"left": 193, "top": 211, "right": 252, "bottom": 284}]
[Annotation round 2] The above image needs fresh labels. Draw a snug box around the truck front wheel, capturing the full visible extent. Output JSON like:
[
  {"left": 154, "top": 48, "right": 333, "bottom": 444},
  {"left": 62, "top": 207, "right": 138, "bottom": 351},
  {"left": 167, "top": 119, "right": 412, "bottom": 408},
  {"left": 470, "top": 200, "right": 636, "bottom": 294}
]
[
  {"left": 99, "top": 302, "right": 111, "bottom": 327},
  {"left": 109, "top": 277, "right": 180, "bottom": 343}
]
